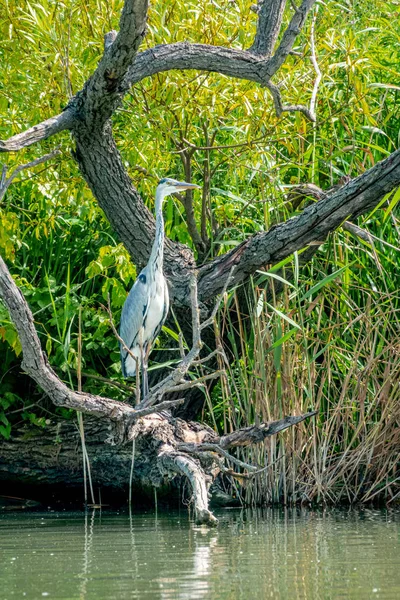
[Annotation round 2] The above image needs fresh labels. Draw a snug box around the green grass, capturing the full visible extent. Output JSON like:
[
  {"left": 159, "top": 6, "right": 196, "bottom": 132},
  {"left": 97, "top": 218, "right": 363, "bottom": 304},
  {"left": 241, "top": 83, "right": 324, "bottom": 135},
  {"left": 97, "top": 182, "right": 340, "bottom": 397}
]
[{"left": 0, "top": 0, "right": 399, "bottom": 504}]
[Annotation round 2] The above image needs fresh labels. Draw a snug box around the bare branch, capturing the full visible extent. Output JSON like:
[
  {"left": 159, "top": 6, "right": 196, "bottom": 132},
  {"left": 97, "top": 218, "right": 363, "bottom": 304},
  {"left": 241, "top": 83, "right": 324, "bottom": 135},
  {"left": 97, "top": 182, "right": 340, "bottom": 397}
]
[
  {"left": 192, "top": 348, "right": 223, "bottom": 366},
  {"left": 179, "top": 133, "right": 269, "bottom": 152},
  {"left": 200, "top": 266, "right": 236, "bottom": 330},
  {"left": 178, "top": 442, "right": 259, "bottom": 472},
  {"left": 219, "top": 411, "right": 317, "bottom": 448},
  {"left": 0, "top": 254, "right": 137, "bottom": 422},
  {"left": 0, "top": 111, "right": 74, "bottom": 153},
  {"left": 266, "top": 0, "right": 316, "bottom": 76},
  {"left": 126, "top": 0, "right": 315, "bottom": 96},
  {"left": 158, "top": 444, "right": 218, "bottom": 525},
  {"left": 176, "top": 412, "right": 316, "bottom": 463},
  {"left": 197, "top": 148, "right": 400, "bottom": 300},
  {"left": 0, "top": 149, "right": 61, "bottom": 203},
  {"left": 81, "top": 0, "right": 149, "bottom": 125},
  {"left": 290, "top": 1, "right": 300, "bottom": 14},
  {"left": 309, "top": 7, "right": 321, "bottom": 120},
  {"left": 166, "top": 371, "right": 223, "bottom": 393},
  {"left": 126, "top": 43, "right": 269, "bottom": 88},
  {"left": 250, "top": 0, "right": 287, "bottom": 56},
  {"left": 132, "top": 398, "right": 185, "bottom": 418},
  {"left": 265, "top": 81, "right": 316, "bottom": 122}
]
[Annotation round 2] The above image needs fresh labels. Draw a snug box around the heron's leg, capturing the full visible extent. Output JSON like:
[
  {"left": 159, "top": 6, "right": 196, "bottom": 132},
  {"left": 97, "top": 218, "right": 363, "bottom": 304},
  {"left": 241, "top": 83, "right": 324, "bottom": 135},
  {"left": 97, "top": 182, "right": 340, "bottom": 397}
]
[
  {"left": 142, "top": 359, "right": 148, "bottom": 399},
  {"left": 138, "top": 329, "right": 146, "bottom": 402},
  {"left": 142, "top": 365, "right": 148, "bottom": 399},
  {"left": 142, "top": 344, "right": 151, "bottom": 399}
]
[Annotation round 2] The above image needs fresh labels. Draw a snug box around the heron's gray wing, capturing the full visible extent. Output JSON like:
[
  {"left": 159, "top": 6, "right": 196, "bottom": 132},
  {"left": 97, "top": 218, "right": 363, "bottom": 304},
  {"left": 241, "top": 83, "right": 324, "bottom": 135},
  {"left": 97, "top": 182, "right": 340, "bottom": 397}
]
[
  {"left": 150, "top": 279, "right": 170, "bottom": 345},
  {"left": 120, "top": 269, "right": 149, "bottom": 376}
]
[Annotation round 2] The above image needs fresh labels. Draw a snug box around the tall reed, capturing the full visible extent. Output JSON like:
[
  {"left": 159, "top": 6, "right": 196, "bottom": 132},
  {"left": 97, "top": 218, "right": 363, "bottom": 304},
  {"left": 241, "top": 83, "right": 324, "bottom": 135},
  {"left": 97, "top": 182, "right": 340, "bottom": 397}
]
[{"left": 211, "top": 259, "right": 400, "bottom": 506}]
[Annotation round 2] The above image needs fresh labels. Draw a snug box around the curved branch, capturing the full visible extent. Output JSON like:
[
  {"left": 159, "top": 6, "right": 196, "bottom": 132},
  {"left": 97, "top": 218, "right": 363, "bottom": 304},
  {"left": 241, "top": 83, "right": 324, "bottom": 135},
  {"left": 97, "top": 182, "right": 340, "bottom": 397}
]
[
  {"left": 0, "top": 253, "right": 187, "bottom": 425},
  {"left": 126, "top": 1, "right": 315, "bottom": 87},
  {"left": 0, "top": 149, "right": 61, "bottom": 202},
  {"left": 0, "top": 0, "right": 317, "bottom": 156},
  {"left": 81, "top": 0, "right": 149, "bottom": 126},
  {"left": 126, "top": 43, "right": 269, "bottom": 86},
  {"left": 266, "top": 81, "right": 316, "bottom": 122},
  {"left": 158, "top": 443, "right": 218, "bottom": 526},
  {"left": 0, "top": 254, "right": 136, "bottom": 422},
  {"left": 250, "top": 0, "right": 287, "bottom": 56}
]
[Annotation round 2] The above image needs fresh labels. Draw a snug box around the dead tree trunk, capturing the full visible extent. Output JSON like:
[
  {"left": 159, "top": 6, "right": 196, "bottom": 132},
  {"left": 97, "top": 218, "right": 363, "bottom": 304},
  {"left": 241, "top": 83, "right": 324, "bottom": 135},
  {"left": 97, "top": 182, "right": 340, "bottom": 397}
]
[{"left": 1, "top": 0, "right": 400, "bottom": 523}]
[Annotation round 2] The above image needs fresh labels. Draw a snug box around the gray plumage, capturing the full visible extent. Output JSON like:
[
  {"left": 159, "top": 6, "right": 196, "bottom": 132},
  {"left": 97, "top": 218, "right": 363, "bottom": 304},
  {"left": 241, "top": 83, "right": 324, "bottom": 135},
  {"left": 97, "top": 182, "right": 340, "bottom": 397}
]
[{"left": 120, "top": 177, "right": 200, "bottom": 397}]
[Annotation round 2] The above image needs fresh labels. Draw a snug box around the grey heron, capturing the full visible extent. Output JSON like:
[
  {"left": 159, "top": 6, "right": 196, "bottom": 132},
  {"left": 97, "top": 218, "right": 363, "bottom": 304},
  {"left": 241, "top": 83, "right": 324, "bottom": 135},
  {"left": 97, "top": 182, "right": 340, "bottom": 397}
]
[{"left": 120, "top": 177, "right": 200, "bottom": 398}]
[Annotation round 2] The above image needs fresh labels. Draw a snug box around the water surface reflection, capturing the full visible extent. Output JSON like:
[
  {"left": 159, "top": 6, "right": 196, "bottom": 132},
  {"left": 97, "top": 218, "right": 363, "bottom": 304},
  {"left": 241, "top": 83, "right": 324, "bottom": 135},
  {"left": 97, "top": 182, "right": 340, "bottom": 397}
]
[{"left": 1, "top": 508, "right": 399, "bottom": 599}]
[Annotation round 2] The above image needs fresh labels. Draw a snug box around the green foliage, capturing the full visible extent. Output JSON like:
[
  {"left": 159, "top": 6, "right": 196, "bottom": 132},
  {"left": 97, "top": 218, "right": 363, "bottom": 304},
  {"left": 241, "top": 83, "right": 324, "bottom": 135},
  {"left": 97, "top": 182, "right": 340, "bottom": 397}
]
[{"left": 0, "top": 0, "right": 399, "bottom": 497}]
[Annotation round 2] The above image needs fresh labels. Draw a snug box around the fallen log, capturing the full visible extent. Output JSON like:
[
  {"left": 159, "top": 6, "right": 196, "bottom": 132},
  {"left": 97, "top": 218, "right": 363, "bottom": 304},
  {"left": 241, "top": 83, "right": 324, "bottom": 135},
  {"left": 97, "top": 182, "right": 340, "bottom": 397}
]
[{"left": 0, "top": 243, "right": 316, "bottom": 525}]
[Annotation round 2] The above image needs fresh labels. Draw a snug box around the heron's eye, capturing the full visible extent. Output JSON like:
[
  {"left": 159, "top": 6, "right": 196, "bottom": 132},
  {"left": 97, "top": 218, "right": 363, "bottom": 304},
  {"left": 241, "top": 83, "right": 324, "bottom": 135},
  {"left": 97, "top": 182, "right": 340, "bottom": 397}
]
[
  {"left": 158, "top": 178, "right": 167, "bottom": 184},
  {"left": 139, "top": 273, "right": 147, "bottom": 284}
]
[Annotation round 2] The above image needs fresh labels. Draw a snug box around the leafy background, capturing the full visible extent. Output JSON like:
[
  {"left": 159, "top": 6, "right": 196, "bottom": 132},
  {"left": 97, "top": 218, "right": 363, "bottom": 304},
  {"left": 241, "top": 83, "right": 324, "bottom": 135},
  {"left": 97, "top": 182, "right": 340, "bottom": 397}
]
[{"left": 0, "top": 0, "right": 399, "bottom": 503}]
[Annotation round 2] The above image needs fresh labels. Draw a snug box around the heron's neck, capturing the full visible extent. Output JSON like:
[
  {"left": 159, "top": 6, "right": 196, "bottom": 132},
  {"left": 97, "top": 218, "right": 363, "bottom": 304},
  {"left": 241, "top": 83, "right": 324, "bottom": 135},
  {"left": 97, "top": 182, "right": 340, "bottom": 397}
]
[{"left": 149, "top": 187, "right": 166, "bottom": 274}]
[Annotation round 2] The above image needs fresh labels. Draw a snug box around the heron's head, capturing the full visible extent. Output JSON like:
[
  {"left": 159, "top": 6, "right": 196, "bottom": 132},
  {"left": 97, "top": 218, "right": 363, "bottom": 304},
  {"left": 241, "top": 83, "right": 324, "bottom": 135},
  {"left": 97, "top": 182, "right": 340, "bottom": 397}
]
[{"left": 157, "top": 177, "right": 201, "bottom": 195}]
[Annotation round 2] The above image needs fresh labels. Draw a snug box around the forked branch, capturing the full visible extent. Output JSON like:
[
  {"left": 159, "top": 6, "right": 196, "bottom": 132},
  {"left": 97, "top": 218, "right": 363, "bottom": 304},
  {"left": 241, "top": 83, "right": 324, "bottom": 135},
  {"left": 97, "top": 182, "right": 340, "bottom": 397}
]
[
  {"left": 250, "top": 0, "right": 287, "bottom": 56},
  {"left": 0, "top": 0, "right": 317, "bottom": 156}
]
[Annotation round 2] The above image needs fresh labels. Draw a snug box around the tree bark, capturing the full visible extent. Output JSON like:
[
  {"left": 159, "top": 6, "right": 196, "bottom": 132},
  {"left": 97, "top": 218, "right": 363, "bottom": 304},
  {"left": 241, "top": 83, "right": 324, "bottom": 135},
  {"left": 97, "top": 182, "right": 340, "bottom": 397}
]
[
  {"left": 0, "top": 0, "right": 398, "bottom": 522},
  {"left": 0, "top": 0, "right": 319, "bottom": 310},
  {"left": 2, "top": 0, "right": 398, "bottom": 308}
]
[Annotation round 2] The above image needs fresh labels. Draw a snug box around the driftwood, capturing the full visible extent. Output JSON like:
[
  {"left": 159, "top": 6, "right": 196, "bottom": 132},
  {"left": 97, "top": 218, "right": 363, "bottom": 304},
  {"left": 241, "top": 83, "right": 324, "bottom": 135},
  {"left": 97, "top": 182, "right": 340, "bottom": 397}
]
[{"left": 1, "top": 0, "right": 399, "bottom": 523}]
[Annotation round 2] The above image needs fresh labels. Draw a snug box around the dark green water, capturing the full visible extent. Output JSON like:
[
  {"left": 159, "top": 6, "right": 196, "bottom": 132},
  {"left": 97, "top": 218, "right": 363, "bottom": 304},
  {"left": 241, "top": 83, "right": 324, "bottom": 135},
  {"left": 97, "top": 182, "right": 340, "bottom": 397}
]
[{"left": 1, "top": 508, "right": 399, "bottom": 599}]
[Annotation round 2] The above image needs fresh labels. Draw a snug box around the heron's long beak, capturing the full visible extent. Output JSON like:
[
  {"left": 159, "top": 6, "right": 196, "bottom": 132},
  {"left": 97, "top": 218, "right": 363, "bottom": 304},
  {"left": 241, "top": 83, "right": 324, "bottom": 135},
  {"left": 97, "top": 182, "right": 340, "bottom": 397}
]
[{"left": 173, "top": 181, "right": 201, "bottom": 190}]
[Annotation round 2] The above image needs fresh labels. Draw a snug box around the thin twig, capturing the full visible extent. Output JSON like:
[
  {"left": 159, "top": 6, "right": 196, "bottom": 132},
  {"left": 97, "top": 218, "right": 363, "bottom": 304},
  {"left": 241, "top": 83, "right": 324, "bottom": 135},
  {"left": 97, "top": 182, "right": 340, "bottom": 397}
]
[
  {"left": 200, "top": 266, "right": 236, "bottom": 331},
  {"left": 0, "top": 148, "right": 61, "bottom": 202},
  {"left": 175, "top": 133, "right": 270, "bottom": 153},
  {"left": 309, "top": 7, "right": 321, "bottom": 120},
  {"left": 131, "top": 398, "right": 185, "bottom": 419},
  {"left": 167, "top": 371, "right": 223, "bottom": 393},
  {"left": 192, "top": 348, "right": 223, "bottom": 366},
  {"left": 179, "top": 442, "right": 259, "bottom": 472},
  {"left": 265, "top": 81, "right": 316, "bottom": 122}
]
